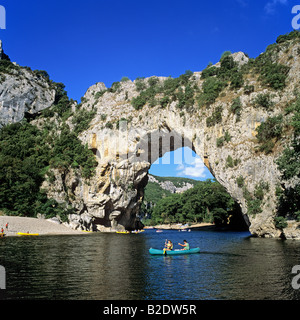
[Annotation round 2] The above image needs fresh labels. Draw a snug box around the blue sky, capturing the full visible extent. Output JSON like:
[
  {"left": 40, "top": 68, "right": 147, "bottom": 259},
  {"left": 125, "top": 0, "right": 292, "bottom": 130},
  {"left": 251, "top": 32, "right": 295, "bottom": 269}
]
[
  {"left": 0, "top": 0, "right": 298, "bottom": 180},
  {"left": 150, "top": 147, "right": 215, "bottom": 181}
]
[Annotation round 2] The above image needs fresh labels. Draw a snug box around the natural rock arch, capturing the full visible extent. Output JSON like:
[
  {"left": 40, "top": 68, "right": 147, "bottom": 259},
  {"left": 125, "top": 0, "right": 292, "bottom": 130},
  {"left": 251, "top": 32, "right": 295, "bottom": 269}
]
[
  {"left": 79, "top": 109, "right": 261, "bottom": 233},
  {"left": 43, "top": 74, "right": 283, "bottom": 237},
  {"left": 44, "top": 39, "right": 300, "bottom": 238},
  {"left": 1, "top": 34, "right": 300, "bottom": 238}
]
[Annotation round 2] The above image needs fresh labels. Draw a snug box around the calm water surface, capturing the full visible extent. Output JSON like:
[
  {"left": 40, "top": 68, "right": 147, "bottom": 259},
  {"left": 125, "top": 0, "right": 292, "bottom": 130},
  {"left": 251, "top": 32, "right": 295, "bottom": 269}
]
[{"left": 0, "top": 229, "right": 300, "bottom": 300}]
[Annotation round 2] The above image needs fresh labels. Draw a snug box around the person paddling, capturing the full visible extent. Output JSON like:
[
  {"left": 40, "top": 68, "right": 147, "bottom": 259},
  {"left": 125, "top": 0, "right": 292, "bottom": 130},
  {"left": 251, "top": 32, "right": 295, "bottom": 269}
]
[
  {"left": 178, "top": 240, "right": 190, "bottom": 250},
  {"left": 163, "top": 240, "right": 173, "bottom": 254}
]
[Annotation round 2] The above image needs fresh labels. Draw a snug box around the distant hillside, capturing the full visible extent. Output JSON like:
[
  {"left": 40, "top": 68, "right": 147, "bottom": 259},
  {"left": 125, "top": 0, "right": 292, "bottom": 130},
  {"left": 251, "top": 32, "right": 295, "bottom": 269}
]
[{"left": 144, "top": 174, "right": 200, "bottom": 205}]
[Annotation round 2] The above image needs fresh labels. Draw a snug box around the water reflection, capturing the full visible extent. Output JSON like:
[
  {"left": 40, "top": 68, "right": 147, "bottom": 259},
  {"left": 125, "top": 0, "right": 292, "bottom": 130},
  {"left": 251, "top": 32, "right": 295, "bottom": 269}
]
[{"left": 0, "top": 231, "right": 300, "bottom": 300}]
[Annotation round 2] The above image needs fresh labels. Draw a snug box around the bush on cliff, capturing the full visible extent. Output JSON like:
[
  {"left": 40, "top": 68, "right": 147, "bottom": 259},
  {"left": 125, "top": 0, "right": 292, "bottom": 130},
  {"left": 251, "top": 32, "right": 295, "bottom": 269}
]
[
  {"left": 198, "top": 78, "right": 225, "bottom": 107},
  {"left": 254, "top": 34, "right": 291, "bottom": 90},
  {"left": 256, "top": 115, "right": 283, "bottom": 154}
]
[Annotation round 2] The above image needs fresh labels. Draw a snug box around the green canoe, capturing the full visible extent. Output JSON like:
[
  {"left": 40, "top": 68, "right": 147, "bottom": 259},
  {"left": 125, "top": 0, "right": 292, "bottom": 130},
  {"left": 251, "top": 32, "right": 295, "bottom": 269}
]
[{"left": 149, "top": 247, "right": 200, "bottom": 255}]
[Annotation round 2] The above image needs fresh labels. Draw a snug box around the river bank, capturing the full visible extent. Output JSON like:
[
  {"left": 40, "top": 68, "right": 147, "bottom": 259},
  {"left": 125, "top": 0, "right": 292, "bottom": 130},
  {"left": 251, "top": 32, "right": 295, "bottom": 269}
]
[
  {"left": 0, "top": 216, "right": 216, "bottom": 237},
  {"left": 0, "top": 216, "right": 84, "bottom": 236},
  {"left": 147, "top": 222, "right": 215, "bottom": 231}
]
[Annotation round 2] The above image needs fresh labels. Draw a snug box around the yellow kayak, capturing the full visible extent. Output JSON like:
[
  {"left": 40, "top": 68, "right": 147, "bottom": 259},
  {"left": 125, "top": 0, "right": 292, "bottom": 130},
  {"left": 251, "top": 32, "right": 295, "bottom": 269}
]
[
  {"left": 116, "top": 230, "right": 145, "bottom": 234},
  {"left": 17, "top": 232, "right": 39, "bottom": 236}
]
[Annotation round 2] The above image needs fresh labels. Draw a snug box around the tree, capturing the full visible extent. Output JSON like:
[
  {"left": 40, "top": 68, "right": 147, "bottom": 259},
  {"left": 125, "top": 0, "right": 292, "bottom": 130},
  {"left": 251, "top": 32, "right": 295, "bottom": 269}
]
[
  {"left": 0, "top": 119, "right": 97, "bottom": 217},
  {"left": 148, "top": 180, "right": 236, "bottom": 226},
  {"left": 152, "top": 194, "right": 183, "bottom": 225},
  {"left": 221, "top": 51, "right": 232, "bottom": 59}
]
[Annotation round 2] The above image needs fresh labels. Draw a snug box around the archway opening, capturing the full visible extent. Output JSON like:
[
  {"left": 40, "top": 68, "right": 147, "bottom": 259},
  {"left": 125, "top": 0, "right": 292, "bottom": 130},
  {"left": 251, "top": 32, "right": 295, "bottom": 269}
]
[{"left": 141, "top": 146, "right": 248, "bottom": 231}]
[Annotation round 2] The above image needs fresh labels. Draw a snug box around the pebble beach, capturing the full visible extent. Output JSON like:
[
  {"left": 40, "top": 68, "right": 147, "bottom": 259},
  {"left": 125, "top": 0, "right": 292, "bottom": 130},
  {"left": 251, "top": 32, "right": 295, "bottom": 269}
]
[{"left": 0, "top": 216, "right": 83, "bottom": 236}]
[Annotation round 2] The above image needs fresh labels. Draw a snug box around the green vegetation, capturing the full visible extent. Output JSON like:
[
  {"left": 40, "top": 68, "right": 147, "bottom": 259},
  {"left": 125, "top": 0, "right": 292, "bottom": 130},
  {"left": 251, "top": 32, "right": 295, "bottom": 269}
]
[
  {"left": 131, "top": 71, "right": 195, "bottom": 111},
  {"left": 206, "top": 106, "right": 223, "bottom": 127},
  {"left": 131, "top": 32, "right": 298, "bottom": 112},
  {"left": 220, "top": 51, "right": 232, "bottom": 59},
  {"left": 108, "top": 81, "right": 121, "bottom": 93},
  {"left": 253, "top": 93, "right": 274, "bottom": 110},
  {"left": 225, "top": 155, "right": 240, "bottom": 168},
  {"left": 274, "top": 216, "right": 288, "bottom": 230},
  {"left": 1, "top": 30, "right": 300, "bottom": 228},
  {"left": 143, "top": 179, "right": 238, "bottom": 227},
  {"left": 0, "top": 74, "right": 97, "bottom": 219},
  {"left": 72, "top": 109, "right": 96, "bottom": 135},
  {"left": 0, "top": 59, "right": 19, "bottom": 73},
  {"left": 230, "top": 97, "right": 242, "bottom": 121},
  {"left": 105, "top": 121, "right": 114, "bottom": 129},
  {"left": 94, "top": 90, "right": 106, "bottom": 100},
  {"left": 198, "top": 54, "right": 246, "bottom": 108},
  {"left": 120, "top": 76, "right": 130, "bottom": 82},
  {"left": 216, "top": 137, "right": 225, "bottom": 148},
  {"left": 276, "top": 30, "right": 300, "bottom": 44},
  {"left": 135, "top": 78, "right": 147, "bottom": 92},
  {"left": 144, "top": 182, "right": 172, "bottom": 204},
  {"left": 0, "top": 120, "right": 97, "bottom": 219},
  {"left": 142, "top": 175, "right": 200, "bottom": 222},
  {"left": 256, "top": 115, "right": 283, "bottom": 141},
  {"left": 131, "top": 94, "right": 147, "bottom": 110},
  {"left": 215, "top": 131, "right": 232, "bottom": 148},
  {"left": 242, "top": 181, "right": 269, "bottom": 216},
  {"left": 259, "top": 62, "right": 289, "bottom": 90},
  {"left": 198, "top": 78, "right": 225, "bottom": 107},
  {"left": 143, "top": 175, "right": 200, "bottom": 204},
  {"left": 230, "top": 72, "right": 244, "bottom": 90},
  {"left": 244, "top": 84, "right": 254, "bottom": 95},
  {"left": 253, "top": 37, "right": 291, "bottom": 90},
  {"left": 202, "top": 54, "right": 244, "bottom": 85},
  {"left": 256, "top": 115, "right": 283, "bottom": 154},
  {"left": 236, "top": 176, "right": 245, "bottom": 188},
  {"left": 49, "top": 124, "right": 97, "bottom": 179},
  {"left": 200, "top": 65, "right": 218, "bottom": 79},
  {"left": 226, "top": 155, "right": 234, "bottom": 168}
]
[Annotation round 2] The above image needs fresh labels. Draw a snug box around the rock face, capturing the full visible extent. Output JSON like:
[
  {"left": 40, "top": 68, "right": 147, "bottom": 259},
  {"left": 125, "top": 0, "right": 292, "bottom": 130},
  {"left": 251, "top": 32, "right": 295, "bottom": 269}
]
[
  {"left": 0, "top": 43, "right": 55, "bottom": 128},
  {"left": 148, "top": 175, "right": 195, "bottom": 194},
  {"left": 0, "top": 40, "right": 10, "bottom": 61},
  {"left": 42, "top": 160, "right": 149, "bottom": 232},
  {"left": 59, "top": 42, "right": 298, "bottom": 236},
  {"left": 1, "top": 35, "right": 300, "bottom": 237}
]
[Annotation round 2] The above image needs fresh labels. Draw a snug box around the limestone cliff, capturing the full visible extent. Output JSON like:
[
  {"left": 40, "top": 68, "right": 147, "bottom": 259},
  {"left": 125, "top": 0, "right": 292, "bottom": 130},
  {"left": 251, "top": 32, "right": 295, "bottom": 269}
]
[
  {"left": 63, "top": 33, "right": 299, "bottom": 236},
  {"left": 0, "top": 42, "right": 55, "bottom": 128},
  {"left": 1, "top": 32, "right": 300, "bottom": 237},
  {"left": 148, "top": 175, "right": 196, "bottom": 194}
]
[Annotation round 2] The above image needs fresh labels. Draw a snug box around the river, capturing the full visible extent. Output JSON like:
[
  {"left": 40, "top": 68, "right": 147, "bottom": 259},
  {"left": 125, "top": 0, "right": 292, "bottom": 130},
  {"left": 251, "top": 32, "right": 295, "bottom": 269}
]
[{"left": 0, "top": 229, "right": 300, "bottom": 300}]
